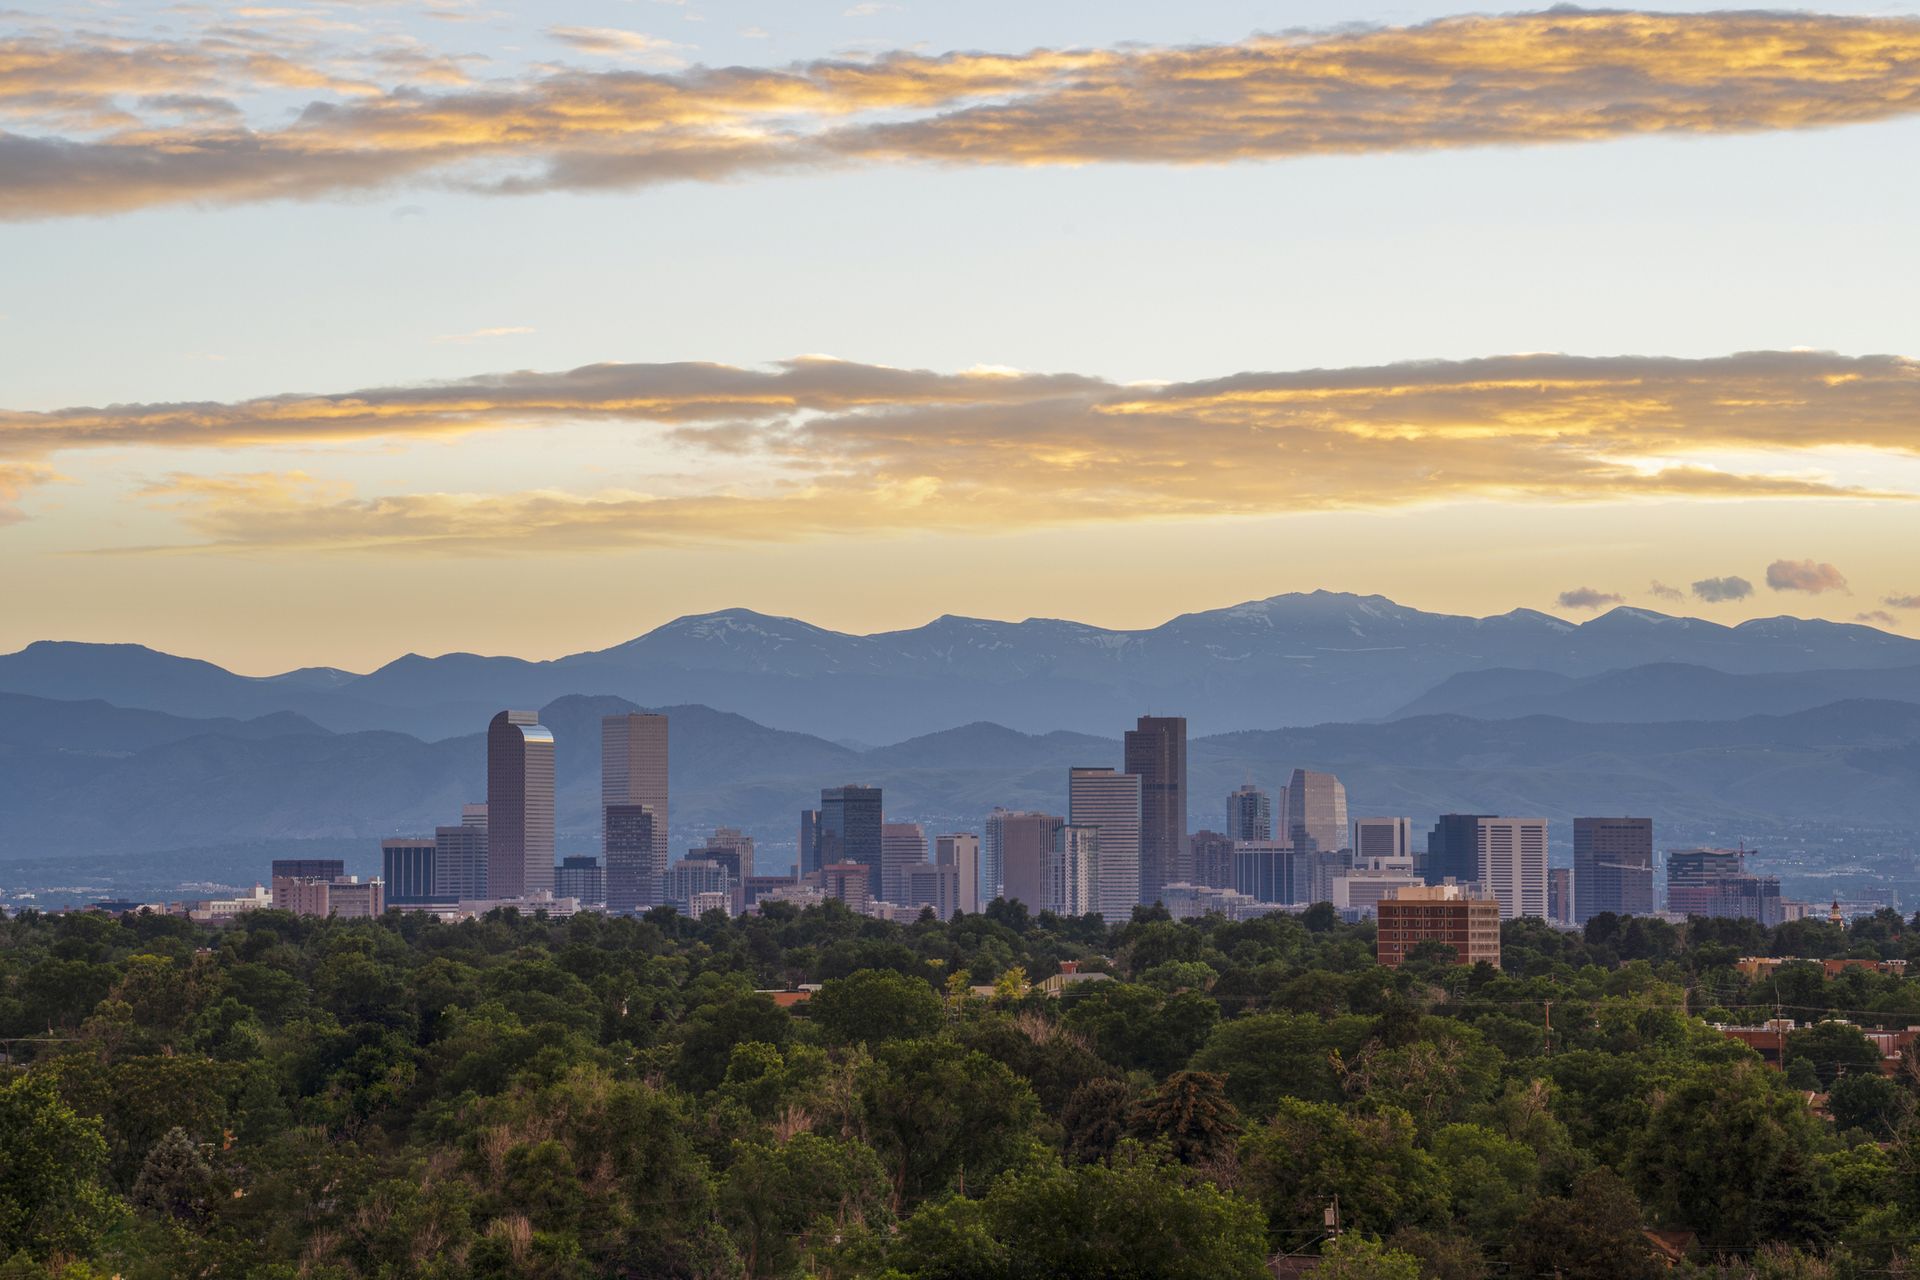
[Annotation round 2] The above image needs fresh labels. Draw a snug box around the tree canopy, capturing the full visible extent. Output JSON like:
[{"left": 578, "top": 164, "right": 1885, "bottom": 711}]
[{"left": 1, "top": 899, "right": 1918, "bottom": 1277}]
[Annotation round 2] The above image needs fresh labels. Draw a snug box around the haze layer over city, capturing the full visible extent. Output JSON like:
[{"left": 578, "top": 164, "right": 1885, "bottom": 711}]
[{"left": 6, "top": 0, "right": 1920, "bottom": 1276}]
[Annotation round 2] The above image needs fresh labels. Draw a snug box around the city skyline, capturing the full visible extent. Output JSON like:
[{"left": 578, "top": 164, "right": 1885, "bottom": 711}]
[{"left": 69, "top": 684, "right": 1835, "bottom": 934}]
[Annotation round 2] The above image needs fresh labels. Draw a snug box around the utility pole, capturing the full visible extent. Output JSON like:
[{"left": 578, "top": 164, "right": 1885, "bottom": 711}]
[
  {"left": 1324, "top": 1196, "right": 1341, "bottom": 1239},
  {"left": 1543, "top": 999, "right": 1552, "bottom": 1055}
]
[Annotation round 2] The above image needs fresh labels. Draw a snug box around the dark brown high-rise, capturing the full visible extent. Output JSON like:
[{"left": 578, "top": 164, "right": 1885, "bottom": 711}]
[
  {"left": 1124, "top": 715, "right": 1188, "bottom": 904},
  {"left": 487, "top": 710, "right": 555, "bottom": 900}
]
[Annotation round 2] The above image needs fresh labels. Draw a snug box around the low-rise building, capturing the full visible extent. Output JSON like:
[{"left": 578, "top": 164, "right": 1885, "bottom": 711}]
[
  {"left": 1713, "top": 1017, "right": 1920, "bottom": 1075},
  {"left": 177, "top": 884, "right": 273, "bottom": 923},
  {"left": 819, "top": 862, "right": 873, "bottom": 913},
  {"left": 1160, "top": 880, "right": 1282, "bottom": 921},
  {"left": 1037, "top": 959, "right": 1113, "bottom": 998},
  {"left": 1736, "top": 956, "right": 1910, "bottom": 980},
  {"left": 1376, "top": 883, "right": 1502, "bottom": 968},
  {"left": 1333, "top": 856, "right": 1423, "bottom": 917}
]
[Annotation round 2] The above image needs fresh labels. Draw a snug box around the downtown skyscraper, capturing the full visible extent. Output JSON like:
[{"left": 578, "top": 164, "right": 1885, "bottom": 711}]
[
  {"left": 1284, "top": 769, "right": 1348, "bottom": 854},
  {"left": 1225, "top": 784, "right": 1272, "bottom": 842},
  {"left": 818, "top": 784, "right": 884, "bottom": 899},
  {"left": 487, "top": 710, "right": 555, "bottom": 899},
  {"left": 1475, "top": 817, "right": 1550, "bottom": 920},
  {"left": 935, "top": 833, "right": 982, "bottom": 915},
  {"left": 1124, "top": 715, "right": 1187, "bottom": 903},
  {"left": 604, "top": 804, "right": 656, "bottom": 913},
  {"left": 1069, "top": 766, "right": 1142, "bottom": 920},
  {"left": 602, "top": 712, "right": 668, "bottom": 883},
  {"left": 1573, "top": 817, "right": 1655, "bottom": 923}
]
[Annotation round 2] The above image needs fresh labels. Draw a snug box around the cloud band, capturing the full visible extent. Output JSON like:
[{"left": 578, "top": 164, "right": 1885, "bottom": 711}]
[
  {"left": 8, "top": 9, "right": 1920, "bottom": 217},
  {"left": 3, "top": 348, "right": 1916, "bottom": 552}
]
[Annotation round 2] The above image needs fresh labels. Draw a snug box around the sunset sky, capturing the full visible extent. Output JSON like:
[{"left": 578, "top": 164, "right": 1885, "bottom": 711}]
[{"left": 5, "top": 0, "right": 1920, "bottom": 673}]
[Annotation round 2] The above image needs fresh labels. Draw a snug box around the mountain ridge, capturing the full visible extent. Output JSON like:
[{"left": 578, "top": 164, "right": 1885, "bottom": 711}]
[{"left": 6, "top": 591, "right": 1917, "bottom": 741}]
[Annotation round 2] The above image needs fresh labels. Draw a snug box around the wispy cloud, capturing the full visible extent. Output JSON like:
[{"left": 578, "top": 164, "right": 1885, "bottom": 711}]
[
  {"left": 1647, "top": 581, "right": 1684, "bottom": 602},
  {"left": 1857, "top": 610, "right": 1898, "bottom": 626},
  {"left": 1556, "top": 587, "right": 1622, "bottom": 610},
  {"left": 545, "top": 26, "right": 689, "bottom": 67},
  {"left": 0, "top": 461, "right": 56, "bottom": 525},
  {"left": 9, "top": 10, "right": 1920, "bottom": 217},
  {"left": 3, "top": 349, "right": 1917, "bottom": 553},
  {"left": 1692, "top": 575, "right": 1754, "bottom": 603},
  {"left": 1883, "top": 594, "right": 1920, "bottom": 610},
  {"left": 1766, "top": 558, "right": 1850, "bottom": 594},
  {"left": 432, "top": 325, "right": 535, "bottom": 344}
]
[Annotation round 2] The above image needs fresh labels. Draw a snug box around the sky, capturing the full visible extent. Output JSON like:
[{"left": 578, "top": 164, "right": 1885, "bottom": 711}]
[{"left": 4, "top": 0, "right": 1920, "bottom": 673}]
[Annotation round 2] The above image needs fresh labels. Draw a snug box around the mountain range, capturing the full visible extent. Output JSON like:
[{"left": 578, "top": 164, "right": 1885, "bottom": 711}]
[{"left": 4, "top": 592, "right": 1917, "bottom": 742}]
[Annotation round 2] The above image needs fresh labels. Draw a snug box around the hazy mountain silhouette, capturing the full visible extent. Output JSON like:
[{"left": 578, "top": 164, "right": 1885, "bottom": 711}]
[
  {"left": 1391, "top": 661, "right": 1920, "bottom": 722},
  {"left": 4, "top": 593, "right": 1916, "bottom": 740}
]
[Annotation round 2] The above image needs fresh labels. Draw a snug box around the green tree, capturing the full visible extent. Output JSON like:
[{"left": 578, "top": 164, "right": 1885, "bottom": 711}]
[
  {"left": 0, "top": 1073, "right": 121, "bottom": 1262},
  {"left": 1315, "top": 1234, "right": 1422, "bottom": 1280},
  {"left": 672, "top": 989, "right": 793, "bottom": 1094},
  {"left": 861, "top": 1039, "right": 1042, "bottom": 1207},
  {"left": 720, "top": 1133, "right": 892, "bottom": 1279},
  {"left": 809, "top": 969, "right": 944, "bottom": 1045},
  {"left": 130, "top": 1127, "right": 214, "bottom": 1223},
  {"left": 1128, "top": 1071, "right": 1242, "bottom": 1170},
  {"left": 1191, "top": 1011, "right": 1371, "bottom": 1115},
  {"left": 1427, "top": 1123, "right": 1536, "bottom": 1244},
  {"left": 1785, "top": 1021, "right": 1883, "bottom": 1090},
  {"left": 1061, "top": 983, "right": 1218, "bottom": 1077},
  {"left": 1060, "top": 1078, "right": 1133, "bottom": 1165},
  {"left": 889, "top": 1144, "right": 1267, "bottom": 1280},
  {"left": 1631, "top": 1061, "right": 1830, "bottom": 1248},
  {"left": 1239, "top": 1099, "right": 1447, "bottom": 1241},
  {"left": 1384, "top": 1227, "right": 1489, "bottom": 1280},
  {"left": 1827, "top": 1071, "right": 1909, "bottom": 1138},
  {"left": 1504, "top": 1169, "right": 1663, "bottom": 1280}
]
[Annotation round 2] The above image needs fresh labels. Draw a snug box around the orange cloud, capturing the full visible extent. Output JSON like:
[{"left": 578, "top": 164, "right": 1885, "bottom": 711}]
[
  {"left": 0, "top": 348, "right": 1900, "bottom": 553},
  {"left": 7, "top": 10, "right": 1920, "bottom": 217},
  {"left": 7, "top": 350, "right": 1920, "bottom": 464}
]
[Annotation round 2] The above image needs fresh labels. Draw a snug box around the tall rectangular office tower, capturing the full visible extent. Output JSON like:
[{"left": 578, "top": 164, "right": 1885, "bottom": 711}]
[
  {"left": 603, "top": 713, "right": 669, "bottom": 879},
  {"left": 1123, "top": 715, "right": 1188, "bottom": 902},
  {"left": 935, "top": 833, "right": 982, "bottom": 914},
  {"left": 799, "top": 810, "right": 821, "bottom": 878},
  {"left": 604, "top": 804, "right": 656, "bottom": 913},
  {"left": 1425, "top": 813, "right": 1494, "bottom": 886},
  {"left": 1573, "top": 817, "right": 1655, "bottom": 923},
  {"left": 1049, "top": 824, "right": 1102, "bottom": 917},
  {"left": 881, "top": 822, "right": 928, "bottom": 905},
  {"left": 434, "top": 804, "right": 489, "bottom": 901},
  {"left": 1475, "top": 817, "right": 1549, "bottom": 920},
  {"left": 819, "top": 784, "right": 884, "bottom": 899},
  {"left": 1069, "top": 766, "right": 1143, "bottom": 921},
  {"left": 487, "top": 710, "right": 555, "bottom": 898},
  {"left": 986, "top": 810, "right": 1061, "bottom": 912}
]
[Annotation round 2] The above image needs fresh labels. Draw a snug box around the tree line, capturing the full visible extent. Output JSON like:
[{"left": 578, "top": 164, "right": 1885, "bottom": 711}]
[{"left": 4, "top": 898, "right": 1920, "bottom": 1279}]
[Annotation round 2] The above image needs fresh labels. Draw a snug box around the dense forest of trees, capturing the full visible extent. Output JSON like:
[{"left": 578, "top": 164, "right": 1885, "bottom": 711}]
[{"left": 6, "top": 898, "right": 1920, "bottom": 1278}]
